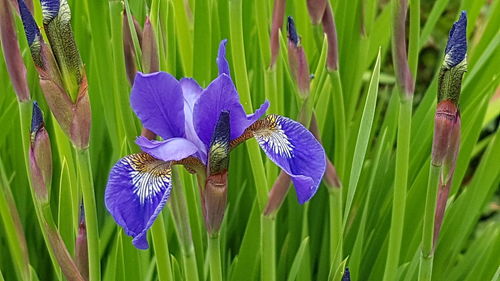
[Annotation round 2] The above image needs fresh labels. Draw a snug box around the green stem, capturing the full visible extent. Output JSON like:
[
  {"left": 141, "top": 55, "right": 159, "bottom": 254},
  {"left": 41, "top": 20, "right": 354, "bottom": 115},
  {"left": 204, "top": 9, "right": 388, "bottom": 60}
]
[
  {"left": 418, "top": 164, "right": 441, "bottom": 281},
  {"left": 150, "top": 215, "right": 173, "bottom": 281},
  {"left": 75, "top": 149, "right": 100, "bottom": 281},
  {"left": 261, "top": 215, "right": 276, "bottom": 281},
  {"left": 329, "top": 71, "right": 346, "bottom": 179},
  {"left": 208, "top": 234, "right": 223, "bottom": 281},
  {"left": 183, "top": 247, "right": 200, "bottom": 281},
  {"left": 383, "top": 98, "right": 412, "bottom": 281},
  {"left": 329, "top": 187, "right": 343, "bottom": 270}
]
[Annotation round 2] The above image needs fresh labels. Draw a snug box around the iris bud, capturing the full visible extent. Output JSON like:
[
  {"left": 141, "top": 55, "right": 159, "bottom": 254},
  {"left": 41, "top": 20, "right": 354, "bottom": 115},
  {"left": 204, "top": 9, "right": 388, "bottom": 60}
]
[
  {"left": 123, "top": 11, "right": 143, "bottom": 85},
  {"left": 142, "top": 17, "right": 159, "bottom": 73},
  {"left": 342, "top": 267, "right": 351, "bottom": 281},
  {"left": 287, "top": 16, "right": 310, "bottom": 97},
  {"left": 0, "top": 0, "right": 30, "bottom": 101},
  {"left": 204, "top": 111, "right": 230, "bottom": 235},
  {"left": 392, "top": 0, "right": 414, "bottom": 98},
  {"left": 322, "top": 3, "right": 339, "bottom": 71},
  {"left": 307, "top": 0, "right": 327, "bottom": 25},
  {"left": 29, "top": 102, "right": 52, "bottom": 203},
  {"left": 431, "top": 101, "right": 460, "bottom": 167},
  {"left": 264, "top": 171, "right": 291, "bottom": 217},
  {"left": 270, "top": 0, "right": 285, "bottom": 67},
  {"left": 42, "top": 0, "right": 84, "bottom": 101}
]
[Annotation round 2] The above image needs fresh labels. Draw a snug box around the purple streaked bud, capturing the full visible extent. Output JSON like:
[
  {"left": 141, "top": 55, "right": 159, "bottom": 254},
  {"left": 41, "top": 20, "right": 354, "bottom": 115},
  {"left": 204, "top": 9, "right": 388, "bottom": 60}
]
[
  {"left": 392, "top": 0, "right": 414, "bottom": 98},
  {"left": 203, "top": 111, "right": 230, "bottom": 235},
  {"left": 40, "top": 0, "right": 60, "bottom": 24},
  {"left": 17, "top": 0, "right": 44, "bottom": 67},
  {"left": 1, "top": 0, "right": 30, "bottom": 101},
  {"left": 142, "top": 17, "right": 159, "bottom": 73},
  {"left": 444, "top": 12, "right": 467, "bottom": 68},
  {"left": 270, "top": 0, "right": 285, "bottom": 67},
  {"left": 307, "top": 0, "right": 327, "bottom": 25},
  {"left": 264, "top": 171, "right": 291, "bottom": 216},
  {"left": 287, "top": 17, "right": 310, "bottom": 96},
  {"left": 29, "top": 102, "right": 52, "bottom": 203},
  {"left": 322, "top": 2, "right": 339, "bottom": 71},
  {"left": 75, "top": 203, "right": 88, "bottom": 280},
  {"left": 431, "top": 100, "right": 460, "bottom": 167}
]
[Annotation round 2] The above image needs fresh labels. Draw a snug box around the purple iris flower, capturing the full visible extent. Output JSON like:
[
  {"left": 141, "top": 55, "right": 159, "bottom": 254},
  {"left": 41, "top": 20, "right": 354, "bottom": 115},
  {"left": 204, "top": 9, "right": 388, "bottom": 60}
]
[{"left": 105, "top": 40, "right": 326, "bottom": 249}]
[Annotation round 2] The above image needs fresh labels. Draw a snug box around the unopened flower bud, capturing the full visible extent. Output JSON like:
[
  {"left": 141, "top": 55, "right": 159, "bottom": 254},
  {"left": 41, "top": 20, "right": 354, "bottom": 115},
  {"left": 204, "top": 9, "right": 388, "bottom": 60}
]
[
  {"left": 264, "top": 171, "right": 291, "bottom": 216},
  {"left": 75, "top": 203, "right": 88, "bottom": 280},
  {"left": 322, "top": 2, "right": 339, "bottom": 71},
  {"left": 42, "top": 0, "right": 84, "bottom": 101},
  {"left": 307, "top": 0, "right": 327, "bottom": 25},
  {"left": 270, "top": 0, "right": 285, "bottom": 67},
  {"left": 287, "top": 16, "right": 310, "bottom": 96},
  {"left": 203, "top": 111, "right": 230, "bottom": 235},
  {"left": 438, "top": 12, "right": 467, "bottom": 105},
  {"left": 17, "top": 0, "right": 43, "bottom": 67},
  {"left": 431, "top": 100, "right": 460, "bottom": 167},
  {"left": 142, "top": 17, "right": 159, "bottom": 73},
  {"left": 392, "top": 0, "right": 414, "bottom": 98},
  {"left": 29, "top": 102, "right": 52, "bottom": 203},
  {"left": 1, "top": 0, "right": 30, "bottom": 101}
]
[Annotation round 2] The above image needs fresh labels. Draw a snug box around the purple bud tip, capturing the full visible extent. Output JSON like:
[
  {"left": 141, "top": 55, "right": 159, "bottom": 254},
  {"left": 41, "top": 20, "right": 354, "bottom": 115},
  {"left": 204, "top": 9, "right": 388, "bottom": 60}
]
[
  {"left": 40, "top": 0, "right": 60, "bottom": 24},
  {"left": 78, "top": 202, "right": 85, "bottom": 227},
  {"left": 287, "top": 16, "right": 299, "bottom": 46},
  {"left": 342, "top": 267, "right": 351, "bottom": 281},
  {"left": 31, "top": 101, "right": 44, "bottom": 135},
  {"left": 444, "top": 11, "right": 467, "bottom": 67},
  {"left": 17, "top": 0, "right": 40, "bottom": 46}
]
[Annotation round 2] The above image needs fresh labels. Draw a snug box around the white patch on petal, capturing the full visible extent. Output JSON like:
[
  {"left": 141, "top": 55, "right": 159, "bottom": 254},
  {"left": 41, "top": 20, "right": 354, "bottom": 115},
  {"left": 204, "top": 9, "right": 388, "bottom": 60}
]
[
  {"left": 123, "top": 154, "right": 171, "bottom": 205},
  {"left": 253, "top": 115, "right": 294, "bottom": 158}
]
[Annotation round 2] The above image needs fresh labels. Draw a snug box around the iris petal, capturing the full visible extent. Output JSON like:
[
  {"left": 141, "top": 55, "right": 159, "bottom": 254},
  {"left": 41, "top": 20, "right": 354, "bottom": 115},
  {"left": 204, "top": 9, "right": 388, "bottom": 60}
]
[
  {"left": 40, "top": 0, "right": 60, "bottom": 24},
  {"left": 193, "top": 74, "right": 269, "bottom": 147},
  {"left": 444, "top": 11, "right": 467, "bottom": 67},
  {"left": 131, "top": 72, "right": 185, "bottom": 140},
  {"left": 180, "top": 78, "right": 207, "bottom": 159},
  {"left": 253, "top": 115, "right": 326, "bottom": 203},
  {"left": 136, "top": 136, "right": 201, "bottom": 163},
  {"left": 217, "top": 39, "right": 230, "bottom": 77},
  {"left": 105, "top": 153, "right": 172, "bottom": 249},
  {"left": 18, "top": 0, "right": 41, "bottom": 46}
]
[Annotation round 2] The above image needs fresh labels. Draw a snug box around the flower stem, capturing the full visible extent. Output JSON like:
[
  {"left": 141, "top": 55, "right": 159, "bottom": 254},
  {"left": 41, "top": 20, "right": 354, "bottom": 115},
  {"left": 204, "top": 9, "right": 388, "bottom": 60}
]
[
  {"left": 418, "top": 164, "right": 440, "bottom": 281},
  {"left": 208, "top": 234, "right": 223, "bottom": 281},
  {"left": 329, "top": 187, "right": 343, "bottom": 270},
  {"left": 150, "top": 215, "right": 173, "bottom": 281},
  {"left": 75, "top": 148, "right": 100, "bottom": 281},
  {"left": 383, "top": 97, "right": 412, "bottom": 281},
  {"left": 261, "top": 215, "right": 276, "bottom": 281}
]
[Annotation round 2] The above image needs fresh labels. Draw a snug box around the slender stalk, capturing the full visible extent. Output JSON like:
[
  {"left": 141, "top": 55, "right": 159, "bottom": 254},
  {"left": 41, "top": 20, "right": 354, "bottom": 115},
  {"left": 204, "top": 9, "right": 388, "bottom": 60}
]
[
  {"left": 75, "top": 149, "right": 100, "bottom": 281},
  {"left": 329, "top": 71, "right": 346, "bottom": 179},
  {"left": 183, "top": 247, "right": 200, "bottom": 281},
  {"left": 261, "top": 215, "right": 276, "bottom": 281},
  {"left": 208, "top": 235, "right": 223, "bottom": 281},
  {"left": 419, "top": 164, "right": 441, "bottom": 281},
  {"left": 329, "top": 187, "right": 343, "bottom": 270},
  {"left": 150, "top": 215, "right": 173, "bottom": 281},
  {"left": 383, "top": 98, "right": 412, "bottom": 281}
]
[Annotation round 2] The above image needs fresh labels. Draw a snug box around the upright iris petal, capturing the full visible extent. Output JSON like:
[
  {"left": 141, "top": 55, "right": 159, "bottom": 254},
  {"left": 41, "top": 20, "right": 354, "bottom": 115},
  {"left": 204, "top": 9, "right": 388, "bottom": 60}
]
[
  {"left": 105, "top": 153, "right": 172, "bottom": 249},
  {"left": 252, "top": 115, "right": 326, "bottom": 203},
  {"left": 194, "top": 74, "right": 269, "bottom": 146},
  {"left": 444, "top": 11, "right": 467, "bottom": 68},
  {"left": 217, "top": 40, "right": 230, "bottom": 76},
  {"left": 131, "top": 72, "right": 186, "bottom": 139}
]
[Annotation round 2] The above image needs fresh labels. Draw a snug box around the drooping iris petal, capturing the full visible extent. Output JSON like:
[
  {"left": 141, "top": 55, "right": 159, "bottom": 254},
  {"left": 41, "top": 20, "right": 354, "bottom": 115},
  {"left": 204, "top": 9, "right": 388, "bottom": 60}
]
[
  {"left": 180, "top": 78, "right": 207, "bottom": 160},
  {"left": 131, "top": 72, "right": 185, "bottom": 140},
  {"left": 253, "top": 115, "right": 326, "bottom": 204},
  {"left": 135, "top": 136, "right": 200, "bottom": 162},
  {"left": 194, "top": 74, "right": 269, "bottom": 146},
  {"left": 217, "top": 39, "right": 230, "bottom": 76},
  {"left": 444, "top": 11, "right": 467, "bottom": 68},
  {"left": 40, "top": 0, "right": 60, "bottom": 24},
  {"left": 105, "top": 153, "right": 172, "bottom": 249}
]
